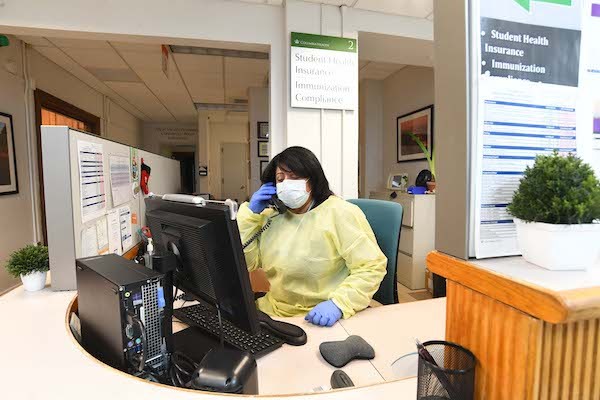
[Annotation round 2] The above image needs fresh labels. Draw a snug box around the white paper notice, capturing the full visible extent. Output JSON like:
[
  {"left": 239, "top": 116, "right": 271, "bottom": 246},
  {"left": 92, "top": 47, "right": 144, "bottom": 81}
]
[
  {"left": 78, "top": 140, "right": 106, "bottom": 223},
  {"left": 109, "top": 155, "right": 132, "bottom": 207},
  {"left": 96, "top": 217, "right": 109, "bottom": 254},
  {"left": 474, "top": 78, "right": 578, "bottom": 258},
  {"left": 81, "top": 225, "right": 99, "bottom": 258},
  {"left": 107, "top": 210, "right": 122, "bottom": 255},
  {"left": 119, "top": 206, "right": 133, "bottom": 252}
]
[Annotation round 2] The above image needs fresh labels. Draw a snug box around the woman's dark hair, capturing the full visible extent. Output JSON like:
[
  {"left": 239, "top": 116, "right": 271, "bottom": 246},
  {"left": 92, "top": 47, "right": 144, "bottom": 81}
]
[{"left": 261, "top": 146, "right": 333, "bottom": 206}]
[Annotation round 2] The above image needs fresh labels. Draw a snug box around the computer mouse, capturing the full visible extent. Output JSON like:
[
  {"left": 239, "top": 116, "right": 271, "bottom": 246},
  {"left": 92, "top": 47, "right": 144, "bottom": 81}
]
[
  {"left": 257, "top": 311, "right": 307, "bottom": 346},
  {"left": 330, "top": 370, "right": 354, "bottom": 389}
]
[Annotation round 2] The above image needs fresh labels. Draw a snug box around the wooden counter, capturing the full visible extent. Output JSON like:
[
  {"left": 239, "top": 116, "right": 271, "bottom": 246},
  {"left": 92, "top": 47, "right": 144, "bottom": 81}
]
[
  {"left": 0, "top": 279, "right": 447, "bottom": 399},
  {"left": 427, "top": 251, "right": 600, "bottom": 400}
]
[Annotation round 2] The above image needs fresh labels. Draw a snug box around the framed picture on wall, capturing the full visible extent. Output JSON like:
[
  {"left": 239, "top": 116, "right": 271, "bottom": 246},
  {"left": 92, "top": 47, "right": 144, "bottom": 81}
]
[
  {"left": 260, "top": 160, "right": 269, "bottom": 175},
  {"left": 396, "top": 105, "right": 434, "bottom": 162},
  {"left": 258, "top": 141, "right": 269, "bottom": 158},
  {"left": 257, "top": 121, "right": 269, "bottom": 139},
  {"left": 0, "top": 112, "right": 18, "bottom": 196}
]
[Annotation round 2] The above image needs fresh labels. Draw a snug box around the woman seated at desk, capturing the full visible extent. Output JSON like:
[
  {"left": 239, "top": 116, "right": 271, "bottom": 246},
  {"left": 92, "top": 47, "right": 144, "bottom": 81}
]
[{"left": 237, "top": 146, "right": 387, "bottom": 327}]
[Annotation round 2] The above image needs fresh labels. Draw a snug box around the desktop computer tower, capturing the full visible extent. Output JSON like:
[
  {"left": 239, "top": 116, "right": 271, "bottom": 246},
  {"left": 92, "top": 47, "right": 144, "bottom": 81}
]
[{"left": 76, "top": 254, "right": 168, "bottom": 374}]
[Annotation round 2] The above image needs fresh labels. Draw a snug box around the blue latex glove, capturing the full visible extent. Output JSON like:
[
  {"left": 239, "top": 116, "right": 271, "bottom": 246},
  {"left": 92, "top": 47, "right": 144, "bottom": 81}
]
[
  {"left": 249, "top": 182, "right": 277, "bottom": 214},
  {"left": 305, "top": 300, "right": 342, "bottom": 327}
]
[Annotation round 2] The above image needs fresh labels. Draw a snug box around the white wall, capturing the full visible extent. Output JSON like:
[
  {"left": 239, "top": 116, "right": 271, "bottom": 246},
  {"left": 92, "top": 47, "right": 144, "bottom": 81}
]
[
  {"left": 0, "top": 40, "right": 33, "bottom": 293},
  {"left": 359, "top": 79, "right": 384, "bottom": 197},
  {"left": 382, "top": 66, "right": 434, "bottom": 187},
  {"left": 248, "top": 87, "right": 269, "bottom": 194},
  {"left": 142, "top": 122, "right": 197, "bottom": 156}
]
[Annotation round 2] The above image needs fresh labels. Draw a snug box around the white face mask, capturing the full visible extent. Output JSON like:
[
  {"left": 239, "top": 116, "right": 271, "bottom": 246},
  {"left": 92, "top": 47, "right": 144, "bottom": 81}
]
[{"left": 276, "top": 179, "right": 310, "bottom": 209}]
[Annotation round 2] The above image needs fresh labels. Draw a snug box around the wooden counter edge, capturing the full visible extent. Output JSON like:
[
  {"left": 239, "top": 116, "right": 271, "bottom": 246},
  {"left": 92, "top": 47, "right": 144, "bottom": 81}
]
[{"left": 425, "top": 251, "right": 600, "bottom": 324}]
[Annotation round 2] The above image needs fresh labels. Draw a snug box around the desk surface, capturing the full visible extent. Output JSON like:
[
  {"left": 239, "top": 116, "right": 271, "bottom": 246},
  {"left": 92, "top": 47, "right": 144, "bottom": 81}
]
[
  {"left": 427, "top": 251, "right": 600, "bottom": 323},
  {"left": 0, "top": 281, "right": 446, "bottom": 399}
]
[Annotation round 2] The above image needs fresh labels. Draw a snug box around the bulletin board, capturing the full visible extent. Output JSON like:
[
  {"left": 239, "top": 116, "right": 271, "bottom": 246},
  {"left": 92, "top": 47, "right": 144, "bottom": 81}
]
[{"left": 41, "top": 126, "right": 180, "bottom": 290}]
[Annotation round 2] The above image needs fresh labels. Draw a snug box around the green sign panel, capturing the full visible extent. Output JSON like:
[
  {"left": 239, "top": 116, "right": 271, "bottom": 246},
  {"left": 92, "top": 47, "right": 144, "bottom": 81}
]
[
  {"left": 514, "top": 0, "right": 572, "bottom": 11},
  {"left": 291, "top": 32, "right": 356, "bottom": 53}
]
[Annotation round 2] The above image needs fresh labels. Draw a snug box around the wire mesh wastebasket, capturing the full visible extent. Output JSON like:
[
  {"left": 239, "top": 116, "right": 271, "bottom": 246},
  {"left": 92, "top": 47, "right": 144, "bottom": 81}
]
[{"left": 417, "top": 340, "right": 476, "bottom": 400}]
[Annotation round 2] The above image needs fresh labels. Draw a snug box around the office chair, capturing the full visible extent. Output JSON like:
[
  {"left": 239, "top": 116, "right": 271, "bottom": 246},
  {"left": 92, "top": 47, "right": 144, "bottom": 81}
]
[{"left": 347, "top": 199, "right": 403, "bottom": 305}]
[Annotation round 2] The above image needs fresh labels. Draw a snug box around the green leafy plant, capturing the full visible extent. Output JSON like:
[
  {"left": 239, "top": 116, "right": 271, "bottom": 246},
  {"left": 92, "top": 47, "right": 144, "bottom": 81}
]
[
  {"left": 507, "top": 152, "right": 600, "bottom": 224},
  {"left": 404, "top": 132, "right": 436, "bottom": 179},
  {"left": 5, "top": 244, "right": 49, "bottom": 278}
]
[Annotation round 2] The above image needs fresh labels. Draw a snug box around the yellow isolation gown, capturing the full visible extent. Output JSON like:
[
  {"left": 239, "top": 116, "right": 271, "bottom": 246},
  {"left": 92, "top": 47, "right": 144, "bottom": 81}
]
[{"left": 237, "top": 195, "right": 387, "bottom": 318}]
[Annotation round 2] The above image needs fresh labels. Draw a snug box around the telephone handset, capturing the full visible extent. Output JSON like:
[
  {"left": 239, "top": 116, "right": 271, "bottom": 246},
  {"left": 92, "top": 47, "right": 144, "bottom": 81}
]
[
  {"left": 242, "top": 194, "right": 287, "bottom": 250},
  {"left": 268, "top": 195, "right": 288, "bottom": 214}
]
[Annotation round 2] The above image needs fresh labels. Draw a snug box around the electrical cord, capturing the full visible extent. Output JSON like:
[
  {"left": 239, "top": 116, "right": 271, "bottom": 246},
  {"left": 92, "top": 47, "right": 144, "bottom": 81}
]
[
  {"left": 242, "top": 217, "right": 273, "bottom": 249},
  {"left": 130, "top": 314, "right": 147, "bottom": 372},
  {"left": 168, "top": 352, "right": 199, "bottom": 388},
  {"left": 215, "top": 303, "right": 224, "bottom": 348}
]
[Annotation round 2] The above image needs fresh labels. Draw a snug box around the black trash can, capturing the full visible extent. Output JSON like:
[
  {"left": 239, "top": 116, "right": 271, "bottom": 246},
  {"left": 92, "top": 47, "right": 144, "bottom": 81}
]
[{"left": 417, "top": 340, "right": 476, "bottom": 400}]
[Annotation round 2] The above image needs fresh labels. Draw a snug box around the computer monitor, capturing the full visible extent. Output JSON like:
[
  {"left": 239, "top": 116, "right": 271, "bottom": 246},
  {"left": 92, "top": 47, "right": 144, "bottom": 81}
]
[{"left": 145, "top": 196, "right": 259, "bottom": 335}]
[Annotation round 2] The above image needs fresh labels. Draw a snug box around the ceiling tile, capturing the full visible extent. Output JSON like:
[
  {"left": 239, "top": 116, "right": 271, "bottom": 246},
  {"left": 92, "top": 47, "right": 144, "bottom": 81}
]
[
  {"left": 174, "top": 53, "right": 225, "bottom": 103},
  {"left": 224, "top": 57, "right": 268, "bottom": 102},
  {"left": 354, "top": 0, "right": 433, "bottom": 18},
  {"left": 59, "top": 47, "right": 129, "bottom": 69},
  {"left": 31, "top": 46, "right": 149, "bottom": 120},
  {"left": 17, "top": 35, "right": 53, "bottom": 47},
  {"left": 46, "top": 38, "right": 113, "bottom": 49},
  {"left": 105, "top": 81, "right": 175, "bottom": 121},
  {"left": 359, "top": 61, "right": 405, "bottom": 80},
  {"left": 115, "top": 44, "right": 197, "bottom": 122}
]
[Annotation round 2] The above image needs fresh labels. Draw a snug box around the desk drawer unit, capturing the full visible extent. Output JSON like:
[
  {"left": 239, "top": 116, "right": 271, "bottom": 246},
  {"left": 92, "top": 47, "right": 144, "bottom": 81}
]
[{"left": 369, "top": 191, "right": 435, "bottom": 290}]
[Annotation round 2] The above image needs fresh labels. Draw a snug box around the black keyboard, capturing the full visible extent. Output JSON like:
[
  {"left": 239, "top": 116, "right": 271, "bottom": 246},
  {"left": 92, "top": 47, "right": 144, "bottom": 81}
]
[{"left": 173, "top": 303, "right": 283, "bottom": 358}]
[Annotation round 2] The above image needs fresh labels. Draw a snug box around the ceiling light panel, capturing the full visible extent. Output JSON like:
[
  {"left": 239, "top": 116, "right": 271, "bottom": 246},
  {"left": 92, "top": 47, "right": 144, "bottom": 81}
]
[{"left": 170, "top": 45, "right": 268, "bottom": 60}]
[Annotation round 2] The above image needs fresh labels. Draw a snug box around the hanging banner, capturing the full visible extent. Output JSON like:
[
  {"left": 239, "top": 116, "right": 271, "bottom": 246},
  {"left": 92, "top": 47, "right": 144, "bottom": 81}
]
[
  {"left": 290, "top": 32, "right": 357, "bottom": 110},
  {"left": 473, "top": 0, "right": 583, "bottom": 258}
]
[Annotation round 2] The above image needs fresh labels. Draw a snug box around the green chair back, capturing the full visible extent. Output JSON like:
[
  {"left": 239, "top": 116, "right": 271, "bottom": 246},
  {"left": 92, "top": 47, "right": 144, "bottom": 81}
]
[{"left": 347, "top": 198, "right": 403, "bottom": 305}]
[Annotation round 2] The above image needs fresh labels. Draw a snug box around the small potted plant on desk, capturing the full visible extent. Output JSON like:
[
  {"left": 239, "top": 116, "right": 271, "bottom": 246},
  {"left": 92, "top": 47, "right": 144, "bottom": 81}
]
[
  {"left": 405, "top": 132, "right": 436, "bottom": 192},
  {"left": 5, "top": 244, "right": 49, "bottom": 291},
  {"left": 507, "top": 152, "right": 600, "bottom": 270}
]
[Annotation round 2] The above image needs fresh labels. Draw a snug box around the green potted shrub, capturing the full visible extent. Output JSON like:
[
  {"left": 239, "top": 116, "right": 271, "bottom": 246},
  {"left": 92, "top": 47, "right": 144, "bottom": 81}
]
[
  {"left": 507, "top": 152, "right": 600, "bottom": 270},
  {"left": 5, "top": 244, "right": 49, "bottom": 291}
]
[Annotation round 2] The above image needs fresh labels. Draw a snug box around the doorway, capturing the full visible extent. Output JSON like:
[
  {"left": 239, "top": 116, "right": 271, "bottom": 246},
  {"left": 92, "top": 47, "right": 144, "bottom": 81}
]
[
  {"left": 171, "top": 152, "right": 196, "bottom": 194},
  {"left": 220, "top": 142, "right": 248, "bottom": 203}
]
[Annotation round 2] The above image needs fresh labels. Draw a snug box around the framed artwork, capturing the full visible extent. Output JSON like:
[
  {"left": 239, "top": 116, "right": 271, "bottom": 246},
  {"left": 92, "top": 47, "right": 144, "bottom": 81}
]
[
  {"left": 0, "top": 112, "right": 18, "bottom": 196},
  {"left": 260, "top": 160, "right": 269, "bottom": 175},
  {"left": 258, "top": 140, "right": 269, "bottom": 158},
  {"left": 257, "top": 121, "right": 269, "bottom": 139},
  {"left": 396, "top": 105, "right": 434, "bottom": 162}
]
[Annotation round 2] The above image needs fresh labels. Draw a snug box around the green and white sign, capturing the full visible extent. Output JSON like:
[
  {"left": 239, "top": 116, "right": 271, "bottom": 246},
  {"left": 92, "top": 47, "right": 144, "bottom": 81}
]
[{"left": 290, "top": 32, "right": 358, "bottom": 110}]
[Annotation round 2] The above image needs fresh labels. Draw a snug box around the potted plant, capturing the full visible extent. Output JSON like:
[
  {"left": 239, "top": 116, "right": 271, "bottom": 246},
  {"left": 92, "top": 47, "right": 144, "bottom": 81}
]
[
  {"left": 507, "top": 152, "right": 600, "bottom": 270},
  {"left": 404, "top": 132, "right": 436, "bottom": 192},
  {"left": 5, "top": 244, "right": 49, "bottom": 291}
]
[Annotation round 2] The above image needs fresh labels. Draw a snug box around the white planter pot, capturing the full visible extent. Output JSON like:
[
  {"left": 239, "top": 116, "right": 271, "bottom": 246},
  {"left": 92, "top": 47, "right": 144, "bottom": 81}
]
[
  {"left": 20, "top": 271, "right": 47, "bottom": 292},
  {"left": 514, "top": 219, "right": 600, "bottom": 270}
]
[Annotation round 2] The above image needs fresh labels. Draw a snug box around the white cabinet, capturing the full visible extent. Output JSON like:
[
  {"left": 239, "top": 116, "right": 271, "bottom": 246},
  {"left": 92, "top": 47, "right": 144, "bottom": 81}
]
[{"left": 370, "top": 191, "right": 436, "bottom": 290}]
